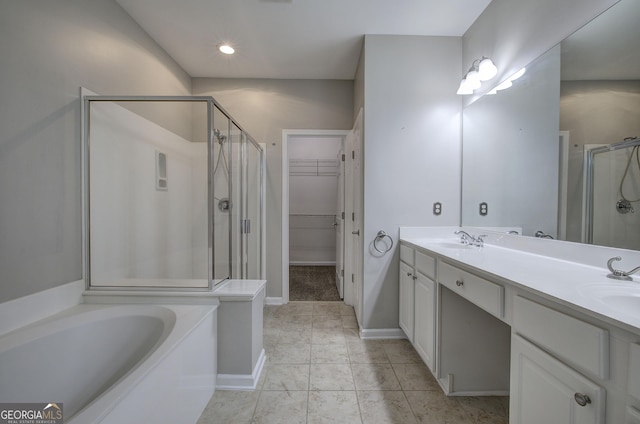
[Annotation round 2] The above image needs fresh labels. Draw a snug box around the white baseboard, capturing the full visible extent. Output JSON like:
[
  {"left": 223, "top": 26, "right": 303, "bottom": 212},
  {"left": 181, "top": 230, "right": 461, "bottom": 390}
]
[
  {"left": 265, "top": 297, "right": 285, "bottom": 305},
  {"left": 359, "top": 328, "right": 407, "bottom": 340},
  {"left": 216, "top": 349, "right": 266, "bottom": 391}
]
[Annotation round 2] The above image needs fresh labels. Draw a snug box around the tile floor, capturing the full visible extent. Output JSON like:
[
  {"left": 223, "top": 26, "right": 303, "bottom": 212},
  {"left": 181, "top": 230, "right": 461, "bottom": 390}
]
[{"left": 198, "top": 301, "right": 509, "bottom": 424}]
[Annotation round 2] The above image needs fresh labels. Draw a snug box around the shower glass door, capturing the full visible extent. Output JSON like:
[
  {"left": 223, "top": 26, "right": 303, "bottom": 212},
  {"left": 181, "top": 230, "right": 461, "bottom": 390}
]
[
  {"left": 84, "top": 95, "right": 264, "bottom": 290},
  {"left": 244, "top": 138, "right": 264, "bottom": 279},
  {"left": 212, "top": 106, "right": 231, "bottom": 282},
  {"left": 585, "top": 138, "right": 640, "bottom": 250}
]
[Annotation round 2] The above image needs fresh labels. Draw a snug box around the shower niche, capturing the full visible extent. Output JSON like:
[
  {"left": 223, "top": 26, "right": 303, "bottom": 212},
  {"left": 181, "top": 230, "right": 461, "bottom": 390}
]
[{"left": 82, "top": 92, "right": 264, "bottom": 290}]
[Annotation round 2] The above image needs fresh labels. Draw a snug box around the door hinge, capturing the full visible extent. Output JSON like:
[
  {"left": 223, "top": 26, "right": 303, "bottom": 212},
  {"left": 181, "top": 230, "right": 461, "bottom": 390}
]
[
  {"left": 242, "top": 219, "right": 251, "bottom": 234},
  {"left": 351, "top": 151, "right": 355, "bottom": 160},
  {"left": 351, "top": 274, "right": 355, "bottom": 283},
  {"left": 341, "top": 269, "right": 344, "bottom": 277},
  {"left": 341, "top": 211, "right": 345, "bottom": 219},
  {"left": 341, "top": 153, "right": 345, "bottom": 161},
  {"left": 352, "top": 212, "right": 355, "bottom": 221}
]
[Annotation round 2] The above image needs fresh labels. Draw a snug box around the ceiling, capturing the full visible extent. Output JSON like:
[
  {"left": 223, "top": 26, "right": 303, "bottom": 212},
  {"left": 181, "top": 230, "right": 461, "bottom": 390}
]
[{"left": 115, "top": 0, "right": 492, "bottom": 80}]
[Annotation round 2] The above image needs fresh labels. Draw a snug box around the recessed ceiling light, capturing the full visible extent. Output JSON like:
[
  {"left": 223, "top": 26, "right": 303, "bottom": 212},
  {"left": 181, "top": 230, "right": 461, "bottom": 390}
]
[{"left": 217, "top": 44, "right": 235, "bottom": 55}]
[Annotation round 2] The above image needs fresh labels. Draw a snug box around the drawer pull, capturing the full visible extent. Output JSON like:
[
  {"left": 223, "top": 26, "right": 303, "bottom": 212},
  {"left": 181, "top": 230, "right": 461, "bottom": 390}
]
[
  {"left": 456, "top": 280, "right": 464, "bottom": 287},
  {"left": 574, "top": 393, "right": 591, "bottom": 407}
]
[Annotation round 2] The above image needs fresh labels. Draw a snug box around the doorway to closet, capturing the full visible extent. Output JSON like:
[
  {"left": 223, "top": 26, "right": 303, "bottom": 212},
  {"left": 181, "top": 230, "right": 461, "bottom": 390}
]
[{"left": 282, "top": 130, "right": 349, "bottom": 302}]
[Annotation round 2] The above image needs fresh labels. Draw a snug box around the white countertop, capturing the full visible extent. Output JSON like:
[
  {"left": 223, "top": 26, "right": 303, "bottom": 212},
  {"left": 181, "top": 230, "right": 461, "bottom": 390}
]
[
  {"left": 212, "top": 279, "right": 267, "bottom": 301},
  {"left": 400, "top": 227, "right": 640, "bottom": 334}
]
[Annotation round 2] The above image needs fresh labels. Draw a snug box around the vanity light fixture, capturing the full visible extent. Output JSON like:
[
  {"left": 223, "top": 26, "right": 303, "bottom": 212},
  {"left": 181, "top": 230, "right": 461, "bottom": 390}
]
[
  {"left": 217, "top": 43, "right": 235, "bottom": 55},
  {"left": 487, "top": 67, "right": 526, "bottom": 95},
  {"left": 456, "top": 57, "right": 498, "bottom": 95}
]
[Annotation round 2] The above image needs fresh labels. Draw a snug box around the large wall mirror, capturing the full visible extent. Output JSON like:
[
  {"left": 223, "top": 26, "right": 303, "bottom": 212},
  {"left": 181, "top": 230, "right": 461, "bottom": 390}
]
[{"left": 462, "top": 0, "right": 640, "bottom": 250}]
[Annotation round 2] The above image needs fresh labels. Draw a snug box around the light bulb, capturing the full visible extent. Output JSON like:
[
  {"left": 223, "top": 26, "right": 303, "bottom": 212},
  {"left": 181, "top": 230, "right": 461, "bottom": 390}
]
[
  {"left": 510, "top": 67, "right": 526, "bottom": 81},
  {"left": 465, "top": 69, "right": 480, "bottom": 83},
  {"left": 494, "top": 79, "right": 512, "bottom": 91},
  {"left": 478, "top": 58, "right": 497, "bottom": 81},
  {"left": 465, "top": 76, "right": 481, "bottom": 90},
  {"left": 456, "top": 80, "right": 473, "bottom": 95},
  {"left": 217, "top": 44, "right": 235, "bottom": 55}
]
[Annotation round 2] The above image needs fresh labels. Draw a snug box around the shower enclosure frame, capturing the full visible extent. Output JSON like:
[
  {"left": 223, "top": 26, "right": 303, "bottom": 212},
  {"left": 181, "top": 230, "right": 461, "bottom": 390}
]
[
  {"left": 583, "top": 136, "right": 640, "bottom": 244},
  {"left": 81, "top": 93, "right": 264, "bottom": 291}
]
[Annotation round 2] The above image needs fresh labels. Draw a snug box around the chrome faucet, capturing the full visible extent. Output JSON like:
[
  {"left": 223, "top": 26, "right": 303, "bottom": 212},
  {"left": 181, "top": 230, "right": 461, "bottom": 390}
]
[
  {"left": 535, "top": 230, "right": 554, "bottom": 239},
  {"left": 454, "top": 230, "right": 487, "bottom": 247},
  {"left": 454, "top": 230, "right": 474, "bottom": 245},
  {"left": 474, "top": 234, "right": 488, "bottom": 247},
  {"left": 606, "top": 256, "right": 640, "bottom": 281}
]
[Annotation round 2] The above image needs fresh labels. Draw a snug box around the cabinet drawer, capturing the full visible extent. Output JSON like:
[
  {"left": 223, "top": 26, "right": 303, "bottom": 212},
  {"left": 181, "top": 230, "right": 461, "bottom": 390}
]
[
  {"left": 415, "top": 250, "right": 435, "bottom": 279},
  {"left": 513, "top": 296, "right": 609, "bottom": 380},
  {"left": 438, "top": 261, "right": 504, "bottom": 318},
  {"left": 629, "top": 343, "right": 640, "bottom": 400},
  {"left": 400, "top": 244, "right": 414, "bottom": 266}
]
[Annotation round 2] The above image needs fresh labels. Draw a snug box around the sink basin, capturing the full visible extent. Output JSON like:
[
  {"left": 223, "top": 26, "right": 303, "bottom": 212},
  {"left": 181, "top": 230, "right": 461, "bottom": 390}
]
[
  {"left": 583, "top": 282, "right": 640, "bottom": 318},
  {"left": 434, "top": 242, "right": 474, "bottom": 249},
  {"left": 598, "top": 295, "right": 640, "bottom": 311}
]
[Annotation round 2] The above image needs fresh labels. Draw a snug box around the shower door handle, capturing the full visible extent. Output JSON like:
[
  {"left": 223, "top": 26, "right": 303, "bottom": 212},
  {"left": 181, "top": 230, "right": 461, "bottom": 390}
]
[{"left": 352, "top": 230, "right": 360, "bottom": 236}]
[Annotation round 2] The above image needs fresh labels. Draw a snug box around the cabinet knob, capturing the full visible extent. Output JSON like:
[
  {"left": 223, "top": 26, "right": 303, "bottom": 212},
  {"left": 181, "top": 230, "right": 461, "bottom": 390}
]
[
  {"left": 574, "top": 393, "right": 591, "bottom": 407},
  {"left": 412, "top": 276, "right": 417, "bottom": 281},
  {"left": 456, "top": 280, "right": 464, "bottom": 287}
]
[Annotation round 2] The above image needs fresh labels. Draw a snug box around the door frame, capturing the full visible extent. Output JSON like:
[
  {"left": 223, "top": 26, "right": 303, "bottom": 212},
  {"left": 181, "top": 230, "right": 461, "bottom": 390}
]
[{"left": 282, "top": 129, "right": 350, "bottom": 304}]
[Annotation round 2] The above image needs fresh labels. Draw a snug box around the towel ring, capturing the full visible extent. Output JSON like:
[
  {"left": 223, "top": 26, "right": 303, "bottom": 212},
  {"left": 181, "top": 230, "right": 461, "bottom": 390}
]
[{"left": 373, "top": 230, "right": 394, "bottom": 254}]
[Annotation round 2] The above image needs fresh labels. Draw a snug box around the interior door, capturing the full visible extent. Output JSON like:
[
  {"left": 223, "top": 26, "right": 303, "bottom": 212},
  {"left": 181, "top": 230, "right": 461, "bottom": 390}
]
[
  {"left": 335, "top": 148, "right": 345, "bottom": 298},
  {"left": 349, "top": 109, "right": 364, "bottom": 323}
]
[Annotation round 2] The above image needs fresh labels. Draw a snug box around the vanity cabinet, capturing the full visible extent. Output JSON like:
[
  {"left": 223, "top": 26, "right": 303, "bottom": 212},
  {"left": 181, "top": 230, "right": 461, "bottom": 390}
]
[
  {"left": 399, "top": 260, "right": 415, "bottom": 342},
  {"left": 413, "top": 272, "right": 435, "bottom": 370},
  {"left": 439, "top": 261, "right": 504, "bottom": 318},
  {"left": 399, "top": 243, "right": 436, "bottom": 368},
  {"left": 511, "top": 295, "right": 607, "bottom": 423},
  {"left": 511, "top": 334, "right": 605, "bottom": 424},
  {"left": 399, "top": 229, "right": 640, "bottom": 423}
]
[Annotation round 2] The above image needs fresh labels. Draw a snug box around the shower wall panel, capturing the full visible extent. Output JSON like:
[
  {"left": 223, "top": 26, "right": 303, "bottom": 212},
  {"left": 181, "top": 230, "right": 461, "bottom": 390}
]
[{"left": 89, "top": 102, "right": 208, "bottom": 287}]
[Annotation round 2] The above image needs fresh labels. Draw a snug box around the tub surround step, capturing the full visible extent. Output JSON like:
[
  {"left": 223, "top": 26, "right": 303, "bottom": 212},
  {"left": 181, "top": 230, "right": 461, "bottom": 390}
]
[
  {"left": 215, "top": 280, "right": 267, "bottom": 391},
  {"left": 213, "top": 279, "right": 268, "bottom": 301},
  {"left": 216, "top": 349, "right": 267, "bottom": 390}
]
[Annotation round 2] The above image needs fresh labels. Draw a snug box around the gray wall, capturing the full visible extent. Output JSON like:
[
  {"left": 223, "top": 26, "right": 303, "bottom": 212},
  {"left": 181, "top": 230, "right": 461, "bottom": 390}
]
[
  {"left": 192, "top": 78, "right": 354, "bottom": 298},
  {"left": 361, "top": 35, "right": 462, "bottom": 330},
  {"left": 0, "top": 0, "right": 191, "bottom": 303}
]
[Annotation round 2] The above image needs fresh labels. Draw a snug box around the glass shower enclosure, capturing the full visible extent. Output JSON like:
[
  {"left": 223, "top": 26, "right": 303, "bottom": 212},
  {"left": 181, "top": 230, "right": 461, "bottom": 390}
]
[
  {"left": 584, "top": 137, "right": 640, "bottom": 250},
  {"left": 82, "top": 93, "right": 264, "bottom": 290}
]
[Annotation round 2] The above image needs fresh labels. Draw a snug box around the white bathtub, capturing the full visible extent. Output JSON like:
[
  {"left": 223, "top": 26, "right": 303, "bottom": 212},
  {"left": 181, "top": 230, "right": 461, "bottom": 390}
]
[{"left": 0, "top": 303, "right": 217, "bottom": 424}]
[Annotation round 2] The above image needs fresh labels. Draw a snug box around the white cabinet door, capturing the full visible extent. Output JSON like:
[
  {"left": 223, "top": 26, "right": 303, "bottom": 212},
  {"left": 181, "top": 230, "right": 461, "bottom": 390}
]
[
  {"left": 510, "top": 334, "right": 605, "bottom": 424},
  {"left": 414, "top": 272, "right": 435, "bottom": 371},
  {"left": 399, "top": 261, "right": 415, "bottom": 342}
]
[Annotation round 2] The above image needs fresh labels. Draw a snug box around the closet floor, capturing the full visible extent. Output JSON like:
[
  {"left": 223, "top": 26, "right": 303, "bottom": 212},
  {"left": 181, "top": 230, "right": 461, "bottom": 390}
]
[{"left": 289, "top": 265, "right": 341, "bottom": 301}]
